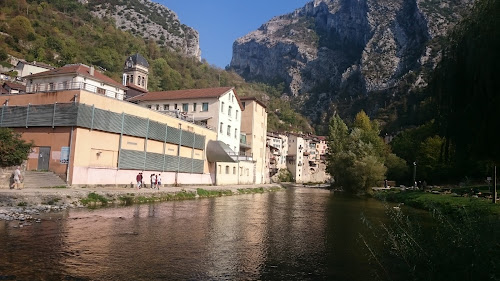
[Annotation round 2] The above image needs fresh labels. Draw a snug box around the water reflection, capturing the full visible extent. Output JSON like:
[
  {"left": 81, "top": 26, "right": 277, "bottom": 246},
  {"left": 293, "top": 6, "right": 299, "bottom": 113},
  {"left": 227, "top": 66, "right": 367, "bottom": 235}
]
[{"left": 0, "top": 188, "right": 391, "bottom": 280}]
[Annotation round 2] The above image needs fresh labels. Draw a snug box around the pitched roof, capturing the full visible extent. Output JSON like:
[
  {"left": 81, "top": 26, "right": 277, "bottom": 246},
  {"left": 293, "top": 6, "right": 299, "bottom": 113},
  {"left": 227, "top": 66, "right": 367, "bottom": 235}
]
[
  {"left": 240, "top": 96, "right": 267, "bottom": 109},
  {"left": 3, "top": 82, "right": 26, "bottom": 91},
  {"left": 25, "top": 64, "right": 126, "bottom": 89},
  {"left": 17, "top": 60, "right": 54, "bottom": 70},
  {"left": 126, "top": 53, "right": 149, "bottom": 68},
  {"left": 129, "top": 87, "right": 234, "bottom": 101},
  {"left": 129, "top": 86, "right": 244, "bottom": 110}
]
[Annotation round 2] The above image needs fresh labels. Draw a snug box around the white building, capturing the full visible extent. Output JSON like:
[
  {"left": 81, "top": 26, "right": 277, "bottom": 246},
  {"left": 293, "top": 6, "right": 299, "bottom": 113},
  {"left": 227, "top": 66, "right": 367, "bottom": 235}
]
[
  {"left": 129, "top": 87, "right": 243, "bottom": 154},
  {"left": 14, "top": 60, "right": 54, "bottom": 78},
  {"left": 287, "top": 134, "right": 305, "bottom": 183},
  {"left": 25, "top": 64, "right": 126, "bottom": 100}
]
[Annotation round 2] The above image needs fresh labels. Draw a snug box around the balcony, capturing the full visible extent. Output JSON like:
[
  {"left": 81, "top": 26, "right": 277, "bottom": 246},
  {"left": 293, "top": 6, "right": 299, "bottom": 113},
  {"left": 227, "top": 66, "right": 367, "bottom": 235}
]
[{"left": 26, "top": 81, "right": 124, "bottom": 100}]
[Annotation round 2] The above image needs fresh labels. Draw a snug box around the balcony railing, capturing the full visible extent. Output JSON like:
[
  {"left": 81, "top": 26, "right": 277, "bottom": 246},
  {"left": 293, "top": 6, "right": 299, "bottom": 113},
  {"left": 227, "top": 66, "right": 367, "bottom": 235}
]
[{"left": 26, "top": 82, "right": 124, "bottom": 100}]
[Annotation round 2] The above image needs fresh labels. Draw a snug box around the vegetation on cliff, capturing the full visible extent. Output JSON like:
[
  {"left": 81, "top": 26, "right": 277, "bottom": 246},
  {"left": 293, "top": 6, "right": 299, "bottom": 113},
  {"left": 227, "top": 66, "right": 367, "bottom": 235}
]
[{"left": 0, "top": 0, "right": 312, "bottom": 134}]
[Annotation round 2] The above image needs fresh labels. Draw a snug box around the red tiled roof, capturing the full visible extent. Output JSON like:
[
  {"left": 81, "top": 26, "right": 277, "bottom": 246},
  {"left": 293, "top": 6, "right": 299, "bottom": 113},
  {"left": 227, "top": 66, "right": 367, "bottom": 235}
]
[
  {"left": 25, "top": 64, "right": 126, "bottom": 89},
  {"left": 240, "top": 96, "right": 267, "bottom": 109},
  {"left": 128, "top": 86, "right": 244, "bottom": 110},
  {"left": 3, "top": 82, "right": 26, "bottom": 91},
  {"left": 126, "top": 83, "right": 148, "bottom": 93},
  {"left": 129, "top": 87, "right": 233, "bottom": 101}
]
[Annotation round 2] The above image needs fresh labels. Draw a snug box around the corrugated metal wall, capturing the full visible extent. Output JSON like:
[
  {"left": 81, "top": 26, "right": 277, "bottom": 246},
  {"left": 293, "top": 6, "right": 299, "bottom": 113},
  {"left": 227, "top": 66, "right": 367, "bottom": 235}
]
[{"left": 1, "top": 103, "right": 207, "bottom": 173}]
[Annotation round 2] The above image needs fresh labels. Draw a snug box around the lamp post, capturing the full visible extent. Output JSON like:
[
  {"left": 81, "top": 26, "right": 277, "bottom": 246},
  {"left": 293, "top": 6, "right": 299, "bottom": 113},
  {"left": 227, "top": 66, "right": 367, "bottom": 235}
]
[{"left": 413, "top": 161, "right": 417, "bottom": 188}]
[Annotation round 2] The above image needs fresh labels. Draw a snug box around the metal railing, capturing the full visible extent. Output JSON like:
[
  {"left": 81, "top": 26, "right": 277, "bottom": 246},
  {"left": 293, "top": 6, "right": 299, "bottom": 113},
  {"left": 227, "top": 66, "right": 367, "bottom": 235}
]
[{"left": 26, "top": 82, "right": 124, "bottom": 100}]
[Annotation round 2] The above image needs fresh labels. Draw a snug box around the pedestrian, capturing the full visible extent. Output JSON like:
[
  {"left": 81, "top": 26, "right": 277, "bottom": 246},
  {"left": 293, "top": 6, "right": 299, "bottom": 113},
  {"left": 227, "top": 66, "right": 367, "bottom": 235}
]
[
  {"left": 150, "top": 174, "right": 155, "bottom": 189},
  {"left": 136, "top": 172, "right": 142, "bottom": 189},
  {"left": 11, "top": 166, "right": 22, "bottom": 190},
  {"left": 157, "top": 174, "right": 162, "bottom": 189}
]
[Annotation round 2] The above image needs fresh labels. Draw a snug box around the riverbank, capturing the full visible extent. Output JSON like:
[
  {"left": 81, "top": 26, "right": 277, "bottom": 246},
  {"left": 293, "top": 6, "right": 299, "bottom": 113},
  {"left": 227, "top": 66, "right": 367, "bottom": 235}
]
[
  {"left": 374, "top": 188, "right": 500, "bottom": 216},
  {"left": 0, "top": 184, "right": 284, "bottom": 221}
]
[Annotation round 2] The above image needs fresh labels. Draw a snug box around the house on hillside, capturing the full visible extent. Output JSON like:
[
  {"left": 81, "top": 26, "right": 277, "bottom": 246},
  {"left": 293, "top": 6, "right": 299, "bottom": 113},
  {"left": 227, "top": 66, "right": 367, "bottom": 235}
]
[
  {"left": 2, "top": 82, "right": 26, "bottom": 95},
  {"left": 25, "top": 64, "right": 127, "bottom": 100},
  {"left": 14, "top": 60, "right": 54, "bottom": 78}
]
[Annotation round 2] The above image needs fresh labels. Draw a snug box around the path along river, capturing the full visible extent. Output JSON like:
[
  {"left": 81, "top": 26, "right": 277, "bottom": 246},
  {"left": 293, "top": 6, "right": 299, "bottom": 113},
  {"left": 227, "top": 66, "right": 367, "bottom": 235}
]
[{"left": 0, "top": 187, "right": 405, "bottom": 280}]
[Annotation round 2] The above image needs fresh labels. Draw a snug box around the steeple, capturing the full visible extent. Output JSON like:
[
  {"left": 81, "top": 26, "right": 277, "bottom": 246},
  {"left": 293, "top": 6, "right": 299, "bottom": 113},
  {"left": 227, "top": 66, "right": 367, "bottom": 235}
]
[{"left": 123, "top": 53, "right": 149, "bottom": 90}]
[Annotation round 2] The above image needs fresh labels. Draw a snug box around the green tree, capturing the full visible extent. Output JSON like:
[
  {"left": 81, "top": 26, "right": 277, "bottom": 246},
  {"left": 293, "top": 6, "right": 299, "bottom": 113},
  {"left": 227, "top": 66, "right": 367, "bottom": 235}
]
[
  {"left": 8, "top": 15, "right": 34, "bottom": 41},
  {"left": 0, "top": 128, "right": 32, "bottom": 167}
]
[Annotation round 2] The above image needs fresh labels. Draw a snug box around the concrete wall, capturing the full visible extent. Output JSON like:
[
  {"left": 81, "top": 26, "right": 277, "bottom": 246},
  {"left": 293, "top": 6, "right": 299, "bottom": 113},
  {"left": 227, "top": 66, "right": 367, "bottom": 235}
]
[{"left": 215, "top": 161, "right": 255, "bottom": 185}]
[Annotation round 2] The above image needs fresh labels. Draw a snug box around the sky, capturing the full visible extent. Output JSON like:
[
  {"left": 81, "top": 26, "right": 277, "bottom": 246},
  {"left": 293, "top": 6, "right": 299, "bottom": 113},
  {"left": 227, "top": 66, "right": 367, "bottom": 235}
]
[{"left": 158, "top": 0, "right": 310, "bottom": 68}]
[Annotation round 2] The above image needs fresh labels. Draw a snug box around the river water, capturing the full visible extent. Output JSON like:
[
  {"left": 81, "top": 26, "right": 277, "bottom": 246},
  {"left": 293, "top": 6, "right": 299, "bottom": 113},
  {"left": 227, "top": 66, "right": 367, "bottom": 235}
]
[{"left": 0, "top": 188, "right": 394, "bottom": 280}]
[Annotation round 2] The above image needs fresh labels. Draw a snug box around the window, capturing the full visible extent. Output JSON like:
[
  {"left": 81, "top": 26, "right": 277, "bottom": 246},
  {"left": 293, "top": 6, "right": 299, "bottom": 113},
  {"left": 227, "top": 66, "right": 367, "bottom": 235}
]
[
  {"left": 235, "top": 129, "right": 237, "bottom": 138},
  {"left": 155, "top": 104, "right": 160, "bottom": 110},
  {"left": 137, "top": 76, "right": 141, "bottom": 85},
  {"left": 218, "top": 165, "right": 221, "bottom": 174},
  {"left": 233, "top": 167, "right": 236, "bottom": 174},
  {"left": 174, "top": 104, "right": 178, "bottom": 109},
  {"left": 235, "top": 110, "right": 238, "bottom": 120},
  {"left": 49, "top": 83, "right": 55, "bottom": 91},
  {"left": 182, "top": 103, "right": 188, "bottom": 112},
  {"left": 228, "top": 106, "right": 232, "bottom": 117},
  {"left": 147, "top": 105, "right": 152, "bottom": 109},
  {"left": 227, "top": 125, "right": 231, "bottom": 136},
  {"left": 220, "top": 122, "right": 223, "bottom": 133},
  {"left": 97, "top": 87, "right": 105, "bottom": 95},
  {"left": 193, "top": 103, "right": 197, "bottom": 112},
  {"left": 221, "top": 102, "right": 224, "bottom": 113},
  {"left": 164, "top": 104, "right": 169, "bottom": 110},
  {"left": 141, "top": 77, "right": 145, "bottom": 86},
  {"left": 225, "top": 165, "right": 229, "bottom": 174},
  {"left": 202, "top": 102, "right": 208, "bottom": 111},
  {"left": 242, "top": 102, "right": 246, "bottom": 109}
]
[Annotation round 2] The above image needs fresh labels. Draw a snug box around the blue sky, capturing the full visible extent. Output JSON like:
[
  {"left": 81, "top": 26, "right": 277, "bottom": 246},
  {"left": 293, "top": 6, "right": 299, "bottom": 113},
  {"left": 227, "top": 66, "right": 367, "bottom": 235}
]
[{"left": 158, "top": 0, "right": 310, "bottom": 68}]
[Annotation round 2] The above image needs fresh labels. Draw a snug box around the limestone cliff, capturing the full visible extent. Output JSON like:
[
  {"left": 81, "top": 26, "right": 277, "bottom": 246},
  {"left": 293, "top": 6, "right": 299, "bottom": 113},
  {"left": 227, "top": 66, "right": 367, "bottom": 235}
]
[
  {"left": 86, "top": 0, "right": 201, "bottom": 60},
  {"left": 230, "top": 0, "right": 472, "bottom": 125}
]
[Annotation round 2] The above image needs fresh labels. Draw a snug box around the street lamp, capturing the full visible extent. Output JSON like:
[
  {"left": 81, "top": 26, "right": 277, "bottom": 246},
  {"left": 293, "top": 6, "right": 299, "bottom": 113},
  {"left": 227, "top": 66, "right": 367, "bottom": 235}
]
[{"left": 413, "top": 161, "right": 417, "bottom": 188}]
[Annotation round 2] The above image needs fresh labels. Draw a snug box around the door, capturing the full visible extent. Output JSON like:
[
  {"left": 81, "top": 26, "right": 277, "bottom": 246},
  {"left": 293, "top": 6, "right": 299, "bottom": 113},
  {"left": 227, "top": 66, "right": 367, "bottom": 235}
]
[{"left": 38, "top": 147, "right": 51, "bottom": 171}]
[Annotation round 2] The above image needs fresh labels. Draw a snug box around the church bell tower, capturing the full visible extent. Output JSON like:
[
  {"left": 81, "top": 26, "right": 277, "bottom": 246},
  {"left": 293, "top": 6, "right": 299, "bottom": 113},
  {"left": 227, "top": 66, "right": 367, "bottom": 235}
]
[{"left": 123, "top": 53, "right": 149, "bottom": 91}]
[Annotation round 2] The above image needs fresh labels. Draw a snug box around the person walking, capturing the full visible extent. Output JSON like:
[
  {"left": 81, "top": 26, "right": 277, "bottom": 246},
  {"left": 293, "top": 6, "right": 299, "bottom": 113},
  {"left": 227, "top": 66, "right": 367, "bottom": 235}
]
[
  {"left": 150, "top": 174, "right": 155, "bottom": 189},
  {"left": 11, "top": 166, "right": 22, "bottom": 190},
  {"left": 157, "top": 174, "right": 162, "bottom": 190},
  {"left": 136, "top": 172, "right": 142, "bottom": 189}
]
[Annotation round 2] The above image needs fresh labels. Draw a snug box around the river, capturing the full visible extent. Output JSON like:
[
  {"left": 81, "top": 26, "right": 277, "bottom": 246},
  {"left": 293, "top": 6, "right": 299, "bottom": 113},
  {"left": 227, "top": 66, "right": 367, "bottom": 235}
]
[{"left": 0, "top": 188, "right": 395, "bottom": 280}]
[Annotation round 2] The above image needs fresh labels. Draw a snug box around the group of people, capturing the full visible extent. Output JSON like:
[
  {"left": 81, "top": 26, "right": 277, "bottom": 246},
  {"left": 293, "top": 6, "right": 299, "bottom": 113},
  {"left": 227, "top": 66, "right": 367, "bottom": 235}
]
[{"left": 135, "top": 172, "right": 162, "bottom": 190}]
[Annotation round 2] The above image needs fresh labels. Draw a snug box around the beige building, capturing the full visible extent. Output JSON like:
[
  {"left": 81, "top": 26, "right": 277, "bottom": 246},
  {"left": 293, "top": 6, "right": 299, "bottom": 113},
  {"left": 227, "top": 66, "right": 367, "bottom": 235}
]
[
  {"left": 240, "top": 97, "right": 268, "bottom": 184},
  {"left": 287, "top": 134, "right": 305, "bottom": 183}
]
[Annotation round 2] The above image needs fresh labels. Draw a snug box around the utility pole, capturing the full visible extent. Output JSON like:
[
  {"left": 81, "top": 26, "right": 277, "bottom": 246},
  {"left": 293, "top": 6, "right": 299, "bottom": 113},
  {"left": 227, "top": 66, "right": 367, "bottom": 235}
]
[
  {"left": 413, "top": 161, "right": 417, "bottom": 188},
  {"left": 494, "top": 165, "right": 497, "bottom": 204}
]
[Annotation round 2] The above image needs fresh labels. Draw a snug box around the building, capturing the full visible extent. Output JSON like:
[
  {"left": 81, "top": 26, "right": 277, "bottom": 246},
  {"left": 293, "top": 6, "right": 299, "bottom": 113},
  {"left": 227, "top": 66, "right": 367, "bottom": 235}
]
[
  {"left": 129, "top": 87, "right": 243, "bottom": 154},
  {"left": 14, "top": 60, "right": 54, "bottom": 78},
  {"left": 0, "top": 89, "right": 222, "bottom": 186},
  {"left": 25, "top": 64, "right": 127, "bottom": 100},
  {"left": 287, "top": 134, "right": 305, "bottom": 183},
  {"left": 240, "top": 97, "right": 268, "bottom": 184},
  {"left": 122, "top": 53, "right": 149, "bottom": 98},
  {"left": 1, "top": 82, "right": 26, "bottom": 95}
]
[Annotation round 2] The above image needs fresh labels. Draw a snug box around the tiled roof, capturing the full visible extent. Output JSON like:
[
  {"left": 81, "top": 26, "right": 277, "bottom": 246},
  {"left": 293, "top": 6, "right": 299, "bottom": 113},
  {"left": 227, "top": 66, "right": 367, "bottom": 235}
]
[
  {"left": 3, "top": 82, "right": 26, "bottom": 91},
  {"left": 129, "top": 87, "right": 245, "bottom": 110},
  {"left": 25, "top": 64, "right": 125, "bottom": 89},
  {"left": 129, "top": 87, "right": 234, "bottom": 102},
  {"left": 126, "top": 53, "right": 149, "bottom": 68},
  {"left": 240, "top": 96, "right": 267, "bottom": 109}
]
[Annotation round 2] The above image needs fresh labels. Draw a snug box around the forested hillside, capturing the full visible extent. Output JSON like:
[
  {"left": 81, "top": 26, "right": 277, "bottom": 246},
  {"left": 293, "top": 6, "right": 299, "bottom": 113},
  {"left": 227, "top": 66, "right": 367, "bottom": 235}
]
[{"left": 0, "top": 0, "right": 312, "bottom": 133}]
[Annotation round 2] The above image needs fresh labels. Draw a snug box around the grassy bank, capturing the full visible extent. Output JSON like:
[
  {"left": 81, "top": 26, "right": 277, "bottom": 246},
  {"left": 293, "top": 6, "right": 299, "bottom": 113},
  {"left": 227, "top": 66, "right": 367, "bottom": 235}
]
[
  {"left": 375, "top": 189, "right": 500, "bottom": 216},
  {"left": 80, "top": 186, "right": 284, "bottom": 207}
]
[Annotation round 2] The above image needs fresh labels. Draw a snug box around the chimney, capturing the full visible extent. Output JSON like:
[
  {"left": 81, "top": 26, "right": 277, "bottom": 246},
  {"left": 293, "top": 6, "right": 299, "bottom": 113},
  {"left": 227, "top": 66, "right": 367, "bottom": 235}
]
[{"left": 90, "top": 66, "right": 95, "bottom": 76}]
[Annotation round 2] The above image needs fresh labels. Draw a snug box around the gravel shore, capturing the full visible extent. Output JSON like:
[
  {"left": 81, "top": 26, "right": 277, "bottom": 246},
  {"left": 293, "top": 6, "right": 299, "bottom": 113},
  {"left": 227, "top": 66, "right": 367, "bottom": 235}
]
[{"left": 0, "top": 184, "right": 283, "bottom": 222}]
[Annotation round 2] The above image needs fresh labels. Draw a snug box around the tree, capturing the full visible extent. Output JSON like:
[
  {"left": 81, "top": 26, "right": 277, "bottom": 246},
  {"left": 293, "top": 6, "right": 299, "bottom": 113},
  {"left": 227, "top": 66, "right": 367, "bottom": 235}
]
[
  {"left": 8, "top": 16, "right": 34, "bottom": 41},
  {"left": 327, "top": 113, "right": 387, "bottom": 193},
  {"left": 0, "top": 128, "right": 32, "bottom": 167}
]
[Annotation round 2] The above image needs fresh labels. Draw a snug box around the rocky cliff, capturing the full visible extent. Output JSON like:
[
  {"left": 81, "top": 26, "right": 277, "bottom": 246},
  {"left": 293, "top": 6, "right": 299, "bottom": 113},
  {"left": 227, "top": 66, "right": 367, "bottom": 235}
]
[
  {"left": 86, "top": 0, "right": 201, "bottom": 60},
  {"left": 230, "top": 0, "right": 472, "bottom": 127}
]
